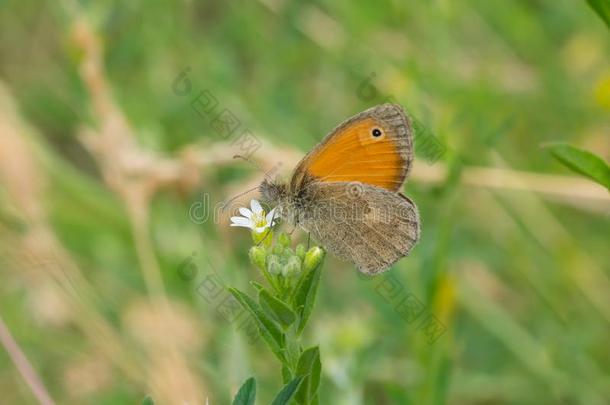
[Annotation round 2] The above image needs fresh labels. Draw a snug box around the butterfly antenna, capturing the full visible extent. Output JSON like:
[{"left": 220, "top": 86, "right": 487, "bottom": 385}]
[
  {"left": 221, "top": 185, "right": 260, "bottom": 213},
  {"left": 234, "top": 154, "right": 277, "bottom": 182},
  {"left": 234, "top": 154, "right": 263, "bottom": 173}
]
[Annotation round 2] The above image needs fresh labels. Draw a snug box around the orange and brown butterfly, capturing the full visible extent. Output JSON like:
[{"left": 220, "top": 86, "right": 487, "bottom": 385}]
[{"left": 260, "top": 103, "right": 420, "bottom": 274}]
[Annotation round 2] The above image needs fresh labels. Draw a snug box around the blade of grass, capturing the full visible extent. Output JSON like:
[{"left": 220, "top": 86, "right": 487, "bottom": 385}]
[
  {"left": 543, "top": 143, "right": 610, "bottom": 190},
  {"left": 0, "top": 315, "right": 55, "bottom": 405},
  {"left": 586, "top": 0, "right": 610, "bottom": 28}
]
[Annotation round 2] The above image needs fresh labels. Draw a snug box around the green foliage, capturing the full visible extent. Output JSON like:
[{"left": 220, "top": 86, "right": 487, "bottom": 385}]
[
  {"left": 232, "top": 376, "right": 308, "bottom": 405},
  {"left": 228, "top": 287, "right": 287, "bottom": 366},
  {"left": 293, "top": 249, "right": 324, "bottom": 334},
  {"left": 271, "top": 377, "right": 305, "bottom": 405},
  {"left": 544, "top": 143, "right": 610, "bottom": 190},
  {"left": 258, "top": 288, "right": 297, "bottom": 329},
  {"left": 294, "top": 347, "right": 321, "bottom": 405},
  {"left": 229, "top": 231, "right": 325, "bottom": 402},
  {"left": 232, "top": 377, "right": 256, "bottom": 405},
  {"left": 141, "top": 396, "right": 154, "bottom": 405},
  {"left": 586, "top": 0, "right": 610, "bottom": 28}
]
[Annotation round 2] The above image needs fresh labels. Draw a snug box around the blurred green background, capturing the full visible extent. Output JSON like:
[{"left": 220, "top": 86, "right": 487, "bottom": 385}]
[{"left": 1, "top": 0, "right": 609, "bottom": 403}]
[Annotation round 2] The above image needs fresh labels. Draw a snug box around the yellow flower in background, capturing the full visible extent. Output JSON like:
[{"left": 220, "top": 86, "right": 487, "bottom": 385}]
[
  {"left": 562, "top": 34, "right": 602, "bottom": 75},
  {"left": 594, "top": 72, "right": 610, "bottom": 111},
  {"left": 433, "top": 272, "right": 456, "bottom": 325}
]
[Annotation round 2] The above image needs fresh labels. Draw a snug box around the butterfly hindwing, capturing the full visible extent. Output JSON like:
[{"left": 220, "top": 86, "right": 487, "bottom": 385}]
[{"left": 298, "top": 182, "right": 420, "bottom": 274}]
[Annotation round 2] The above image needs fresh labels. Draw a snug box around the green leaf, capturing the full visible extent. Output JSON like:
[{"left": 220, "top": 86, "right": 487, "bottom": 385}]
[
  {"left": 293, "top": 262, "right": 323, "bottom": 334},
  {"left": 270, "top": 376, "right": 304, "bottom": 405},
  {"left": 294, "top": 346, "right": 321, "bottom": 404},
  {"left": 586, "top": 0, "right": 610, "bottom": 29},
  {"left": 142, "top": 396, "right": 154, "bottom": 405},
  {"left": 281, "top": 364, "right": 292, "bottom": 384},
  {"left": 259, "top": 289, "right": 296, "bottom": 329},
  {"left": 250, "top": 281, "right": 266, "bottom": 291},
  {"left": 228, "top": 288, "right": 287, "bottom": 365},
  {"left": 232, "top": 377, "right": 256, "bottom": 405},
  {"left": 544, "top": 143, "right": 610, "bottom": 190}
]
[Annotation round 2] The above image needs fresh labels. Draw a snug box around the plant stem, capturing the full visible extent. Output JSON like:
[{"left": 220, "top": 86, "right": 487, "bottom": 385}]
[{"left": 0, "top": 314, "right": 55, "bottom": 405}]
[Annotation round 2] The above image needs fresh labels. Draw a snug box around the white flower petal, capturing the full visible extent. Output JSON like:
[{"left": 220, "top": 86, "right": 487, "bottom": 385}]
[
  {"left": 230, "top": 216, "right": 253, "bottom": 227},
  {"left": 254, "top": 225, "right": 269, "bottom": 233},
  {"left": 231, "top": 223, "right": 254, "bottom": 229},
  {"left": 238, "top": 207, "right": 253, "bottom": 218},
  {"left": 250, "top": 199, "right": 263, "bottom": 215},
  {"left": 266, "top": 208, "right": 277, "bottom": 224}
]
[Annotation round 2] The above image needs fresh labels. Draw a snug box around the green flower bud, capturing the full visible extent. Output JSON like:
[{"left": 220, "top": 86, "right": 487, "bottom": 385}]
[
  {"left": 281, "top": 247, "right": 295, "bottom": 260},
  {"left": 278, "top": 232, "right": 291, "bottom": 248},
  {"left": 282, "top": 256, "right": 301, "bottom": 278},
  {"left": 266, "top": 254, "right": 281, "bottom": 275},
  {"left": 303, "top": 246, "right": 324, "bottom": 272},
  {"left": 249, "top": 245, "right": 266, "bottom": 271},
  {"left": 295, "top": 244, "right": 306, "bottom": 260},
  {"left": 272, "top": 243, "right": 284, "bottom": 255}
]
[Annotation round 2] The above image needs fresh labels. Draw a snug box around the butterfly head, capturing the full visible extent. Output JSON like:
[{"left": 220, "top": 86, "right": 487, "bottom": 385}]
[{"left": 259, "top": 178, "right": 288, "bottom": 205}]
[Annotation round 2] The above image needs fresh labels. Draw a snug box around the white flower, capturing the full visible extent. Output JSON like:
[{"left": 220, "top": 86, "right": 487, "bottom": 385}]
[{"left": 230, "top": 199, "right": 277, "bottom": 233}]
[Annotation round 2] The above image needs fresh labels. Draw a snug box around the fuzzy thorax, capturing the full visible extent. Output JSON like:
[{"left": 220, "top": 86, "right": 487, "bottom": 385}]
[
  {"left": 259, "top": 179, "right": 288, "bottom": 206},
  {"left": 258, "top": 179, "right": 304, "bottom": 225}
]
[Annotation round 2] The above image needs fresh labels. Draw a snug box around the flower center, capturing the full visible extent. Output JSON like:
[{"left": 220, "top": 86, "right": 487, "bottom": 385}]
[{"left": 253, "top": 212, "right": 267, "bottom": 228}]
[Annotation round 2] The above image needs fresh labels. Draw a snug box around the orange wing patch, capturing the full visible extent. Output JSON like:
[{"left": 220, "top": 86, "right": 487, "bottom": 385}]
[{"left": 301, "top": 118, "right": 406, "bottom": 190}]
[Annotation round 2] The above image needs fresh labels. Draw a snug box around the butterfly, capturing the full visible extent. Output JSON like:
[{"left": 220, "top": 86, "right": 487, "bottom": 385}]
[{"left": 260, "top": 104, "right": 420, "bottom": 274}]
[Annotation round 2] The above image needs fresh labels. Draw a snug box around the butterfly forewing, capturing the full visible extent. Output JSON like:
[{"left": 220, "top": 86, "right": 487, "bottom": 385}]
[{"left": 290, "top": 104, "right": 413, "bottom": 193}]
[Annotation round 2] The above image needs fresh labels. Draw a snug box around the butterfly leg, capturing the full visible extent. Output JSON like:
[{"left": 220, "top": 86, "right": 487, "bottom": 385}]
[{"left": 287, "top": 214, "right": 301, "bottom": 236}]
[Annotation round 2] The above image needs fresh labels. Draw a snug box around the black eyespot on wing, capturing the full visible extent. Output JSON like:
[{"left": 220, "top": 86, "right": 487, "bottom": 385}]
[{"left": 372, "top": 128, "right": 382, "bottom": 137}]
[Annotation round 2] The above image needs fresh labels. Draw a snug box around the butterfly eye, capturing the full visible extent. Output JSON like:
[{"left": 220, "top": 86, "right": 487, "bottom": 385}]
[{"left": 371, "top": 128, "right": 383, "bottom": 138}]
